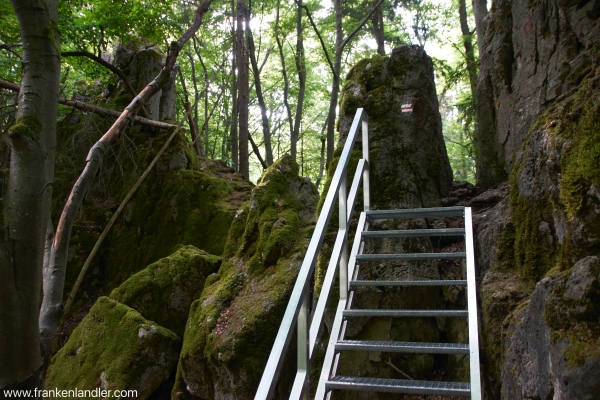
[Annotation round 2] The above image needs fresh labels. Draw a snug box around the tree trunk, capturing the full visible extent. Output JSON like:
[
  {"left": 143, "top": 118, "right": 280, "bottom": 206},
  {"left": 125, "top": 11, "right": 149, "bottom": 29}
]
[
  {"left": 275, "top": 0, "right": 294, "bottom": 141},
  {"left": 247, "top": 24, "right": 273, "bottom": 166},
  {"left": 292, "top": 0, "right": 306, "bottom": 160},
  {"left": 1, "top": 0, "right": 60, "bottom": 389},
  {"left": 459, "top": 0, "right": 478, "bottom": 100},
  {"left": 231, "top": 5, "right": 239, "bottom": 171},
  {"left": 326, "top": 0, "right": 343, "bottom": 168},
  {"left": 237, "top": 0, "right": 249, "bottom": 180},
  {"left": 372, "top": 3, "right": 385, "bottom": 56},
  {"left": 472, "top": 0, "right": 488, "bottom": 57}
]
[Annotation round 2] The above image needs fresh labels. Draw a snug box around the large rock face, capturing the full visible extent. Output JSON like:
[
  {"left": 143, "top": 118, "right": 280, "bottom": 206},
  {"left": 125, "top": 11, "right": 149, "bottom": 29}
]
[
  {"left": 174, "top": 155, "right": 319, "bottom": 399},
  {"left": 337, "top": 44, "right": 453, "bottom": 209},
  {"left": 474, "top": 2, "right": 600, "bottom": 396},
  {"left": 475, "top": 0, "right": 600, "bottom": 188},
  {"left": 317, "top": 45, "right": 461, "bottom": 396}
]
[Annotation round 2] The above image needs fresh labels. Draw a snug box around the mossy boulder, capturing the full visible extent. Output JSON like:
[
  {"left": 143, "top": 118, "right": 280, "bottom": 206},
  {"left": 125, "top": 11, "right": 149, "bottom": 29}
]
[
  {"left": 45, "top": 296, "right": 181, "bottom": 400},
  {"left": 110, "top": 245, "right": 221, "bottom": 335},
  {"left": 175, "top": 155, "right": 319, "bottom": 399}
]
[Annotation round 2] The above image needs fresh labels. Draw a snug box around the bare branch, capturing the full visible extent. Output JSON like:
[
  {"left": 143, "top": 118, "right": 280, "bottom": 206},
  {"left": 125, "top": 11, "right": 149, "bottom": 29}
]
[
  {"left": 295, "top": 1, "right": 336, "bottom": 77},
  {"left": 62, "top": 51, "right": 138, "bottom": 99},
  {"left": 340, "top": 0, "right": 385, "bottom": 51},
  {"left": 0, "top": 78, "right": 176, "bottom": 130}
]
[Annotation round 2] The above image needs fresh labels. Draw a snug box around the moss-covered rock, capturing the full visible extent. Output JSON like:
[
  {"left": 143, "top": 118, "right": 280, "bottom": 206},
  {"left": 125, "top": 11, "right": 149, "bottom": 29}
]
[
  {"left": 175, "top": 155, "right": 319, "bottom": 399},
  {"left": 110, "top": 245, "right": 221, "bottom": 336},
  {"left": 45, "top": 296, "right": 181, "bottom": 400}
]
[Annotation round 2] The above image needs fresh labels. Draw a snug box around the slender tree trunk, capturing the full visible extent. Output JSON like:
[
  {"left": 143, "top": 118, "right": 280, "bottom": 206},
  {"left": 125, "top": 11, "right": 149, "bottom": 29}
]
[
  {"left": 198, "top": 53, "right": 210, "bottom": 155},
  {"left": 315, "top": 121, "right": 327, "bottom": 188},
  {"left": 472, "top": 0, "right": 488, "bottom": 57},
  {"left": 459, "top": 0, "right": 477, "bottom": 101},
  {"left": 237, "top": 0, "right": 249, "bottom": 179},
  {"left": 246, "top": 25, "right": 273, "bottom": 166},
  {"left": 231, "top": 6, "right": 239, "bottom": 171},
  {"left": 1, "top": 0, "right": 60, "bottom": 389},
  {"left": 275, "top": 0, "right": 294, "bottom": 141},
  {"left": 292, "top": 0, "right": 306, "bottom": 160},
  {"left": 326, "top": 0, "right": 343, "bottom": 168},
  {"left": 372, "top": 3, "right": 385, "bottom": 56},
  {"left": 37, "top": 0, "right": 214, "bottom": 365}
]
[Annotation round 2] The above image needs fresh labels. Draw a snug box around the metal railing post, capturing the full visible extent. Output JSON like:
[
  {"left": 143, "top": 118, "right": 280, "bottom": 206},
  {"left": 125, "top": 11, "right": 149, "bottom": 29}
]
[
  {"left": 339, "top": 170, "right": 348, "bottom": 299},
  {"left": 296, "top": 283, "right": 310, "bottom": 399},
  {"left": 362, "top": 114, "right": 370, "bottom": 211}
]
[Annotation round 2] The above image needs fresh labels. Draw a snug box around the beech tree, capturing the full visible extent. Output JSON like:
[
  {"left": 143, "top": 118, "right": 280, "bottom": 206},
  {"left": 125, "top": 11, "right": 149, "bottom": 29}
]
[{"left": 0, "top": 0, "right": 61, "bottom": 389}]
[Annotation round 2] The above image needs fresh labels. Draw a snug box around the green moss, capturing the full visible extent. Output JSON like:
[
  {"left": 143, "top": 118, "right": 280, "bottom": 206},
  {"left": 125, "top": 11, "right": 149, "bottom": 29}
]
[
  {"left": 8, "top": 116, "right": 42, "bottom": 141},
  {"left": 559, "top": 322, "right": 600, "bottom": 368},
  {"left": 110, "top": 245, "right": 221, "bottom": 335},
  {"left": 45, "top": 297, "right": 180, "bottom": 398},
  {"left": 509, "top": 160, "right": 555, "bottom": 286}
]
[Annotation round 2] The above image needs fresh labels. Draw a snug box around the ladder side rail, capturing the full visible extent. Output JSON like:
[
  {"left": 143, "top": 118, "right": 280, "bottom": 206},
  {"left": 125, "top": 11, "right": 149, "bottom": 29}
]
[
  {"left": 464, "top": 207, "right": 482, "bottom": 400},
  {"left": 346, "top": 159, "right": 367, "bottom": 222},
  {"left": 255, "top": 108, "right": 368, "bottom": 400}
]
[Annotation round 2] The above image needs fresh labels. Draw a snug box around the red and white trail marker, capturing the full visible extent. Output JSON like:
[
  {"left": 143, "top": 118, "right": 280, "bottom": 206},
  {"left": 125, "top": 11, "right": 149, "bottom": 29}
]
[{"left": 401, "top": 104, "right": 413, "bottom": 113}]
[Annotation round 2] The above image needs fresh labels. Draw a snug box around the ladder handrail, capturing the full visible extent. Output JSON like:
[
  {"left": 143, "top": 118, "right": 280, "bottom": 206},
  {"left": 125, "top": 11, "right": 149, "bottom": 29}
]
[{"left": 254, "top": 108, "right": 370, "bottom": 399}]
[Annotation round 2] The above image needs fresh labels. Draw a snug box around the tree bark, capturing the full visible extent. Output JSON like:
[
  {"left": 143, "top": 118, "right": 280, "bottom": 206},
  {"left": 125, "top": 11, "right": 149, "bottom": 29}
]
[
  {"left": 37, "top": 0, "right": 214, "bottom": 362},
  {"left": 246, "top": 24, "right": 273, "bottom": 166},
  {"left": 292, "top": 0, "right": 306, "bottom": 161},
  {"left": 1, "top": 0, "right": 60, "bottom": 389},
  {"left": 185, "top": 102, "right": 202, "bottom": 156},
  {"left": 237, "top": 0, "right": 249, "bottom": 180},
  {"left": 459, "top": 0, "right": 478, "bottom": 100}
]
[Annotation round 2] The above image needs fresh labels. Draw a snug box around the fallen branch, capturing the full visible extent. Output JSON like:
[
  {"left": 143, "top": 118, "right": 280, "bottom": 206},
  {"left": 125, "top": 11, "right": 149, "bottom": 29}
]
[
  {"left": 0, "top": 78, "right": 176, "bottom": 130},
  {"left": 61, "top": 108, "right": 192, "bottom": 323},
  {"left": 385, "top": 357, "right": 413, "bottom": 380}
]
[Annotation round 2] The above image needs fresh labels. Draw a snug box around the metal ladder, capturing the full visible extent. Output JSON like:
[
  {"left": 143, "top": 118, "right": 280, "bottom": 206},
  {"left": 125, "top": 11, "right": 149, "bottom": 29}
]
[
  {"left": 317, "top": 206, "right": 481, "bottom": 399},
  {"left": 254, "top": 108, "right": 481, "bottom": 400}
]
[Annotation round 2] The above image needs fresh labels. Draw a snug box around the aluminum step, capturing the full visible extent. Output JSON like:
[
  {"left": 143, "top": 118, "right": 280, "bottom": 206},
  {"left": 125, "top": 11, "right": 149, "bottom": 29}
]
[
  {"left": 349, "top": 279, "right": 467, "bottom": 287},
  {"left": 335, "top": 340, "right": 469, "bottom": 354},
  {"left": 361, "top": 228, "right": 465, "bottom": 238},
  {"left": 366, "top": 206, "right": 465, "bottom": 220},
  {"left": 356, "top": 252, "right": 465, "bottom": 262},
  {"left": 343, "top": 309, "right": 468, "bottom": 318},
  {"left": 326, "top": 376, "right": 471, "bottom": 396}
]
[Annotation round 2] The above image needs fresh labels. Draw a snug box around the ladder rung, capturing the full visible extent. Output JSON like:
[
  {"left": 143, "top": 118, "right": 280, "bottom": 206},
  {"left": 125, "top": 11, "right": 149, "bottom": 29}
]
[
  {"left": 343, "top": 309, "right": 468, "bottom": 318},
  {"left": 335, "top": 340, "right": 469, "bottom": 354},
  {"left": 362, "top": 228, "right": 465, "bottom": 238},
  {"left": 356, "top": 252, "right": 465, "bottom": 262},
  {"left": 326, "top": 376, "right": 471, "bottom": 396},
  {"left": 350, "top": 280, "right": 467, "bottom": 287},
  {"left": 366, "top": 207, "right": 465, "bottom": 220}
]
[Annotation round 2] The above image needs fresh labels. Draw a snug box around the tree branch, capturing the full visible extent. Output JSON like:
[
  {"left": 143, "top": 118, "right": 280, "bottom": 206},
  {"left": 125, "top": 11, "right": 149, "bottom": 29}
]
[
  {"left": 61, "top": 51, "right": 138, "bottom": 99},
  {"left": 340, "top": 0, "right": 385, "bottom": 51},
  {"left": 295, "top": 0, "right": 336, "bottom": 77},
  {"left": 0, "top": 78, "right": 176, "bottom": 130}
]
